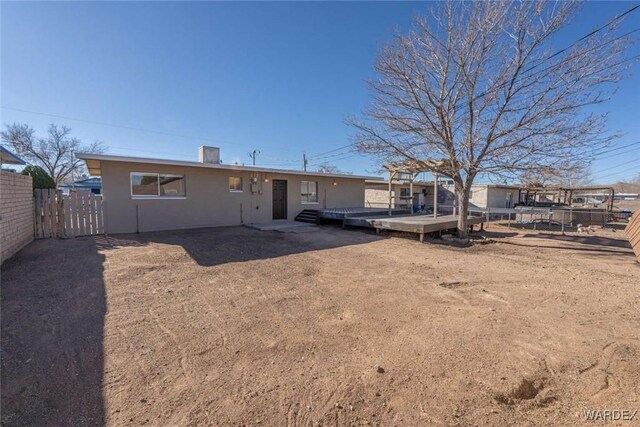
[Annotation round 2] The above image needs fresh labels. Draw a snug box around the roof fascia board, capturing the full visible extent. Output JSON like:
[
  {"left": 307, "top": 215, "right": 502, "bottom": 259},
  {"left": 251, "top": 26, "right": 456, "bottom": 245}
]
[{"left": 76, "top": 152, "right": 382, "bottom": 181}]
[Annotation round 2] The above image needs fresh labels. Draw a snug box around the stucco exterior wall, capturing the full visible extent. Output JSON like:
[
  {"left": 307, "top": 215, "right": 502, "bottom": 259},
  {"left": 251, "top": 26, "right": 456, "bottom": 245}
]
[
  {"left": 486, "top": 187, "right": 517, "bottom": 209},
  {"left": 365, "top": 184, "right": 395, "bottom": 208},
  {"left": 469, "top": 186, "right": 489, "bottom": 208},
  {"left": 100, "top": 161, "right": 365, "bottom": 234},
  {"left": 1, "top": 171, "right": 34, "bottom": 263},
  {"left": 441, "top": 184, "right": 519, "bottom": 210},
  {"left": 365, "top": 183, "right": 436, "bottom": 209}
]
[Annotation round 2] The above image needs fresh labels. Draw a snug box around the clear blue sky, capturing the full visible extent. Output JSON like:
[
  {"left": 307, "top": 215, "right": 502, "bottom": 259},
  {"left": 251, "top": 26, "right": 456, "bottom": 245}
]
[{"left": 2, "top": 1, "right": 639, "bottom": 183}]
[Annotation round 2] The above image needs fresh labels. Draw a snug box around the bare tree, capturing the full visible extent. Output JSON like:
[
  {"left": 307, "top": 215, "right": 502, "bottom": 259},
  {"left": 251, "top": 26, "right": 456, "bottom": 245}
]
[
  {"left": 613, "top": 173, "right": 640, "bottom": 194},
  {"left": 520, "top": 161, "right": 592, "bottom": 187},
  {"left": 348, "top": 0, "right": 636, "bottom": 237},
  {"left": 1, "top": 123, "right": 104, "bottom": 187},
  {"left": 316, "top": 163, "right": 350, "bottom": 174}
]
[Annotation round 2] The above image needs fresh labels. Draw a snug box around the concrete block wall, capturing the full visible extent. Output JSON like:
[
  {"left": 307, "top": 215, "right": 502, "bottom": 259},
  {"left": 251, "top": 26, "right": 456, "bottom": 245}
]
[{"left": 1, "top": 171, "right": 34, "bottom": 263}]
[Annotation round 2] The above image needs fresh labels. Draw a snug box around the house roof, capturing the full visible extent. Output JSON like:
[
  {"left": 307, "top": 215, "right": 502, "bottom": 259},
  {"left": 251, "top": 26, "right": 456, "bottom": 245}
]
[
  {"left": 76, "top": 152, "right": 382, "bottom": 181},
  {"left": 365, "top": 179, "right": 436, "bottom": 186},
  {"left": 439, "top": 182, "right": 521, "bottom": 190},
  {"left": 0, "top": 145, "right": 27, "bottom": 165},
  {"left": 472, "top": 184, "right": 521, "bottom": 190},
  {"left": 59, "top": 177, "right": 102, "bottom": 188}
]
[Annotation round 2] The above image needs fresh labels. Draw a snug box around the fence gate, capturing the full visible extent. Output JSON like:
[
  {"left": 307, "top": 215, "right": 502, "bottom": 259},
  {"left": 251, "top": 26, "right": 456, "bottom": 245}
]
[{"left": 34, "top": 189, "right": 104, "bottom": 239}]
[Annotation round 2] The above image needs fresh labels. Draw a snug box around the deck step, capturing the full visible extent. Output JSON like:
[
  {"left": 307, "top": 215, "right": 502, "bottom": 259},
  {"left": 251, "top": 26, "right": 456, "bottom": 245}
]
[{"left": 295, "top": 209, "right": 319, "bottom": 224}]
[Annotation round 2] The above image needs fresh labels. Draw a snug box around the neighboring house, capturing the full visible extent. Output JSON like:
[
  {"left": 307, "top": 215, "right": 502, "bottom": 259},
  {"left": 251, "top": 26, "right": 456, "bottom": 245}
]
[
  {"left": 76, "top": 146, "right": 377, "bottom": 234},
  {"left": 440, "top": 183, "right": 520, "bottom": 210},
  {"left": 59, "top": 177, "right": 102, "bottom": 195},
  {"left": 365, "top": 179, "right": 453, "bottom": 211},
  {"left": 366, "top": 180, "right": 519, "bottom": 212},
  {"left": 469, "top": 184, "right": 520, "bottom": 209},
  {"left": 0, "top": 145, "right": 27, "bottom": 168},
  {"left": 614, "top": 193, "right": 639, "bottom": 201}
]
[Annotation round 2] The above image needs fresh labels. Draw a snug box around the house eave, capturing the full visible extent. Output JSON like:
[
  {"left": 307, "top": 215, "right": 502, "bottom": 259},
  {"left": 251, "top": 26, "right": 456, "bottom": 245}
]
[{"left": 76, "top": 152, "right": 382, "bottom": 181}]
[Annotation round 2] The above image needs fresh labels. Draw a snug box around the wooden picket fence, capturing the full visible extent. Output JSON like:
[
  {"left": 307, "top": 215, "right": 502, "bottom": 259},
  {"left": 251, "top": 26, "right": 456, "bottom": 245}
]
[
  {"left": 34, "top": 189, "right": 104, "bottom": 239},
  {"left": 625, "top": 210, "right": 640, "bottom": 263}
]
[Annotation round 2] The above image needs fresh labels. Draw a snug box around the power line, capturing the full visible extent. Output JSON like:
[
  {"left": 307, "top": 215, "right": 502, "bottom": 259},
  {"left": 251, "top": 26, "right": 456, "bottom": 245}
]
[
  {"left": 453, "top": 5, "right": 640, "bottom": 110},
  {"left": 309, "top": 149, "right": 358, "bottom": 162},
  {"left": 591, "top": 165, "right": 640, "bottom": 181},
  {"left": 1, "top": 106, "right": 220, "bottom": 143},
  {"left": 596, "top": 148, "right": 640, "bottom": 161},
  {"left": 545, "top": 4, "right": 640, "bottom": 62},
  {"left": 308, "top": 153, "right": 360, "bottom": 167},
  {"left": 591, "top": 157, "right": 640, "bottom": 178},
  {"left": 307, "top": 143, "right": 353, "bottom": 159},
  {"left": 592, "top": 140, "right": 640, "bottom": 156}
]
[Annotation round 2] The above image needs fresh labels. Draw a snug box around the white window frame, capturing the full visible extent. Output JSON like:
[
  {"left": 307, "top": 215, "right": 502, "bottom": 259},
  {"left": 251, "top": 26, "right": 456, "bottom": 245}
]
[
  {"left": 130, "top": 172, "right": 186, "bottom": 199},
  {"left": 229, "top": 176, "right": 243, "bottom": 192},
  {"left": 301, "top": 180, "right": 319, "bottom": 204}
]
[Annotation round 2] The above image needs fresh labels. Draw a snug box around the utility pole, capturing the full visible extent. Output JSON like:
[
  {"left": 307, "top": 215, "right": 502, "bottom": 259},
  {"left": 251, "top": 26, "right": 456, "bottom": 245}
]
[
  {"left": 303, "top": 153, "right": 308, "bottom": 172},
  {"left": 248, "top": 149, "right": 260, "bottom": 166}
]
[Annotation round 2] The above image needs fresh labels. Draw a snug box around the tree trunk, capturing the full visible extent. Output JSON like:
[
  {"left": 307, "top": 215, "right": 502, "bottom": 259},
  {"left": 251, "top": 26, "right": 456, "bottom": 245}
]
[{"left": 456, "top": 186, "right": 471, "bottom": 239}]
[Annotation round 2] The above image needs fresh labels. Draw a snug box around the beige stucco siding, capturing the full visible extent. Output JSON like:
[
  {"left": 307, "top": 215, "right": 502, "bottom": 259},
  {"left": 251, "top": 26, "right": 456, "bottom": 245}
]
[
  {"left": 440, "top": 184, "right": 519, "bottom": 210},
  {"left": 469, "top": 186, "right": 489, "bottom": 208},
  {"left": 365, "top": 185, "right": 395, "bottom": 208},
  {"left": 100, "top": 161, "right": 364, "bottom": 234},
  {"left": 486, "top": 187, "right": 516, "bottom": 209},
  {"left": 365, "top": 183, "right": 436, "bottom": 209}
]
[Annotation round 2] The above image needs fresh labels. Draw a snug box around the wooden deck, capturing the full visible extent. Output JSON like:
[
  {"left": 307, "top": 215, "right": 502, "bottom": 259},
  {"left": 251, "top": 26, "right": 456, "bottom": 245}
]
[
  {"left": 343, "top": 214, "right": 485, "bottom": 242},
  {"left": 318, "top": 207, "right": 410, "bottom": 220}
]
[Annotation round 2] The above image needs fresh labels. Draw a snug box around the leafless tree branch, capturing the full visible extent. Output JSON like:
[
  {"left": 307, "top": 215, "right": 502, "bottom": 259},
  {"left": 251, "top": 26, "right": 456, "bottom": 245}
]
[
  {"left": 1, "top": 123, "right": 105, "bottom": 187},
  {"left": 347, "top": 0, "right": 636, "bottom": 237}
]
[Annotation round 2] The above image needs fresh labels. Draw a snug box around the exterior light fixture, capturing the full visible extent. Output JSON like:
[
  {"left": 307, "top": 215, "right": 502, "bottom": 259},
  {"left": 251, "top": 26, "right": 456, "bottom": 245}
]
[{"left": 332, "top": 181, "right": 338, "bottom": 186}]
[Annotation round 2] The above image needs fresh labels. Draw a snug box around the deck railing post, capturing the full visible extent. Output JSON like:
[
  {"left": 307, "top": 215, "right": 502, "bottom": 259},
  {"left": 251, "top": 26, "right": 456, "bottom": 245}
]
[
  {"left": 388, "top": 171, "right": 393, "bottom": 216},
  {"left": 409, "top": 176, "right": 414, "bottom": 215},
  {"left": 433, "top": 173, "right": 438, "bottom": 219}
]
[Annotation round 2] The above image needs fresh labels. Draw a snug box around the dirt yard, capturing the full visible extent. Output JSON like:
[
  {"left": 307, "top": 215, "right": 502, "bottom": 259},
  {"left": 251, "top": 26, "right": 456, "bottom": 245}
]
[{"left": 2, "top": 223, "right": 639, "bottom": 426}]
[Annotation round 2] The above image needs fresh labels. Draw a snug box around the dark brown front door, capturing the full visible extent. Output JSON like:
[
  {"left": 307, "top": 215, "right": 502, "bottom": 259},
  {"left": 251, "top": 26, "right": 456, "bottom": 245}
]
[{"left": 272, "top": 180, "right": 287, "bottom": 220}]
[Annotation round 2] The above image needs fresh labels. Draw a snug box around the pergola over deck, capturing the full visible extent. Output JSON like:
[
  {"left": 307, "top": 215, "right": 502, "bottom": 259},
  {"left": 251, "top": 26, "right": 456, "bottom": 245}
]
[{"left": 384, "top": 159, "right": 453, "bottom": 217}]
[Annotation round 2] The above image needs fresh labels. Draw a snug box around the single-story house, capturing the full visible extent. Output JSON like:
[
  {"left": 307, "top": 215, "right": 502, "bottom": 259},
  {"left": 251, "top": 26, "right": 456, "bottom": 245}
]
[
  {"left": 366, "top": 179, "right": 519, "bottom": 212},
  {"left": 469, "top": 184, "right": 520, "bottom": 209},
  {"left": 76, "top": 146, "right": 377, "bottom": 234},
  {"left": 614, "top": 193, "right": 639, "bottom": 201},
  {"left": 1, "top": 145, "right": 27, "bottom": 171},
  {"left": 440, "top": 183, "right": 520, "bottom": 210},
  {"left": 59, "top": 177, "right": 102, "bottom": 195}
]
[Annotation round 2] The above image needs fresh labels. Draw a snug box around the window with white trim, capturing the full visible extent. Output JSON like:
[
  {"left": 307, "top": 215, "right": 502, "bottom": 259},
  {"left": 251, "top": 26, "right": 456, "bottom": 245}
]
[
  {"left": 301, "top": 181, "right": 318, "bottom": 203},
  {"left": 229, "top": 177, "right": 243, "bottom": 192},
  {"left": 131, "top": 173, "right": 185, "bottom": 197},
  {"left": 399, "top": 188, "right": 410, "bottom": 199},
  {"left": 160, "top": 174, "right": 186, "bottom": 196}
]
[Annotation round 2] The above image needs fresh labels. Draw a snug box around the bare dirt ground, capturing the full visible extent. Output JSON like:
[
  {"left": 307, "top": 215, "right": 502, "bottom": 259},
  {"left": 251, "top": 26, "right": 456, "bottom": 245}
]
[{"left": 2, "top": 223, "right": 639, "bottom": 426}]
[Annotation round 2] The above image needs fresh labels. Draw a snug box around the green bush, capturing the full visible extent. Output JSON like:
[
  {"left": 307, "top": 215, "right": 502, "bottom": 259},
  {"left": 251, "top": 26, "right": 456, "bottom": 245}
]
[{"left": 21, "top": 165, "right": 55, "bottom": 189}]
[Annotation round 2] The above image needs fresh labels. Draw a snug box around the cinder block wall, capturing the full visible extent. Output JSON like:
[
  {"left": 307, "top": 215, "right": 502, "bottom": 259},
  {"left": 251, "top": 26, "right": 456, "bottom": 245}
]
[{"left": 1, "top": 171, "right": 34, "bottom": 263}]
